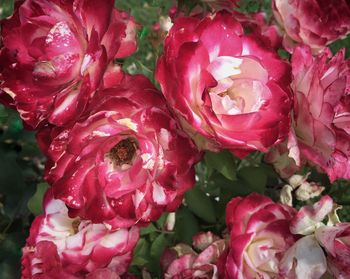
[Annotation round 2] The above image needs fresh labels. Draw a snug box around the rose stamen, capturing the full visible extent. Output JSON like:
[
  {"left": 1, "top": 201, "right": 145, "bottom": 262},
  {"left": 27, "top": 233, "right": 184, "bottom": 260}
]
[
  {"left": 108, "top": 138, "right": 138, "bottom": 166},
  {"left": 71, "top": 219, "right": 81, "bottom": 234}
]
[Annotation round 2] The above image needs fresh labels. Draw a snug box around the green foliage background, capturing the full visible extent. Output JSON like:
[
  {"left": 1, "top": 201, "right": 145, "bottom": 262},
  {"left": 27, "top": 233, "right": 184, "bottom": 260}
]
[{"left": 0, "top": 0, "right": 350, "bottom": 278}]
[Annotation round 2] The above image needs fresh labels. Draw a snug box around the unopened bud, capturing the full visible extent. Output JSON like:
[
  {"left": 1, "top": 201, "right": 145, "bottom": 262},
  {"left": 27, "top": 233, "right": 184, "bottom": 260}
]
[
  {"left": 327, "top": 203, "right": 342, "bottom": 226},
  {"left": 288, "top": 173, "right": 309, "bottom": 189},
  {"left": 295, "top": 182, "right": 325, "bottom": 201},
  {"left": 165, "top": 212, "right": 176, "bottom": 231},
  {"left": 280, "top": 184, "right": 293, "bottom": 206}
]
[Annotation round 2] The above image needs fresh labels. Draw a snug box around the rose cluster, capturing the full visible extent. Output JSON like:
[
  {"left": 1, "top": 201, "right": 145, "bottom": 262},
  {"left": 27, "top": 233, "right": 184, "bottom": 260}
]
[
  {"left": 0, "top": 0, "right": 349, "bottom": 278},
  {"left": 179, "top": 193, "right": 350, "bottom": 279},
  {"left": 1, "top": 0, "right": 200, "bottom": 277},
  {"left": 159, "top": 191, "right": 350, "bottom": 279}
]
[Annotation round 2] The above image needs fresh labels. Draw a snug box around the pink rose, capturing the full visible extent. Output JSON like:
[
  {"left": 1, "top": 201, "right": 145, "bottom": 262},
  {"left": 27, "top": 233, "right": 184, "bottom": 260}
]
[
  {"left": 44, "top": 74, "right": 200, "bottom": 229},
  {"left": 161, "top": 232, "right": 227, "bottom": 279},
  {"left": 21, "top": 189, "right": 139, "bottom": 278},
  {"left": 0, "top": 0, "right": 136, "bottom": 128},
  {"left": 291, "top": 45, "right": 350, "bottom": 181},
  {"left": 156, "top": 11, "right": 292, "bottom": 158},
  {"left": 315, "top": 223, "right": 350, "bottom": 278},
  {"left": 223, "top": 193, "right": 297, "bottom": 279},
  {"left": 272, "top": 0, "right": 350, "bottom": 52}
]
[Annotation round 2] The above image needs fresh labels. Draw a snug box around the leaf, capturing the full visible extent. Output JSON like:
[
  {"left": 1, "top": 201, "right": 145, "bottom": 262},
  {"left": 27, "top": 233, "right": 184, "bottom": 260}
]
[
  {"left": 330, "top": 35, "right": 350, "bottom": 57},
  {"left": 0, "top": 232, "right": 23, "bottom": 279},
  {"left": 156, "top": 212, "right": 168, "bottom": 229},
  {"left": 185, "top": 187, "right": 216, "bottom": 223},
  {"left": 132, "top": 239, "right": 150, "bottom": 267},
  {"left": 175, "top": 207, "right": 199, "bottom": 244},
  {"left": 27, "top": 183, "right": 49, "bottom": 216},
  {"left": 238, "top": 167, "right": 267, "bottom": 193},
  {"left": 150, "top": 234, "right": 168, "bottom": 273},
  {"left": 0, "top": 151, "right": 25, "bottom": 192},
  {"left": 0, "top": 105, "right": 8, "bottom": 122},
  {"left": 205, "top": 150, "right": 237, "bottom": 181},
  {"left": 140, "top": 223, "right": 158, "bottom": 236},
  {"left": 139, "top": 26, "right": 150, "bottom": 40}
]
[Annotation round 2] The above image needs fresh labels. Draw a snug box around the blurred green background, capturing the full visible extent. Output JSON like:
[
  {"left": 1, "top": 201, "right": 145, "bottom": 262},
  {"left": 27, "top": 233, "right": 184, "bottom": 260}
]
[{"left": 0, "top": 0, "right": 350, "bottom": 278}]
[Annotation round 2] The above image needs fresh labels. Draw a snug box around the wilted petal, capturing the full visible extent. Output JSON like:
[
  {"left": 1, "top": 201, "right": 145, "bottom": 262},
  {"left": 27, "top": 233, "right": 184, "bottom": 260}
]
[
  {"left": 290, "top": 195, "right": 333, "bottom": 235},
  {"left": 280, "top": 235, "right": 327, "bottom": 279}
]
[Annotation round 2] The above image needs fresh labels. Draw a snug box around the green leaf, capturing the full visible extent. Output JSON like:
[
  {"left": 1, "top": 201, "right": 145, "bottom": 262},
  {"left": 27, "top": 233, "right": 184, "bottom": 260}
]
[
  {"left": 185, "top": 187, "right": 216, "bottom": 223},
  {"left": 205, "top": 150, "right": 237, "bottom": 181},
  {"left": 132, "top": 238, "right": 150, "bottom": 266},
  {"left": 150, "top": 234, "right": 168, "bottom": 273},
  {"left": 139, "top": 27, "right": 150, "bottom": 40},
  {"left": 175, "top": 207, "right": 199, "bottom": 244},
  {"left": 0, "top": 0, "right": 14, "bottom": 19},
  {"left": 27, "top": 183, "right": 49, "bottom": 216},
  {"left": 237, "top": 0, "right": 260, "bottom": 13},
  {"left": 329, "top": 35, "right": 350, "bottom": 57},
  {"left": 278, "top": 48, "right": 291, "bottom": 60},
  {"left": 0, "top": 105, "right": 8, "bottom": 120},
  {"left": 0, "top": 232, "right": 24, "bottom": 279},
  {"left": 238, "top": 167, "right": 267, "bottom": 193},
  {"left": 0, "top": 151, "right": 26, "bottom": 195},
  {"left": 156, "top": 212, "right": 168, "bottom": 229},
  {"left": 140, "top": 223, "right": 158, "bottom": 236}
]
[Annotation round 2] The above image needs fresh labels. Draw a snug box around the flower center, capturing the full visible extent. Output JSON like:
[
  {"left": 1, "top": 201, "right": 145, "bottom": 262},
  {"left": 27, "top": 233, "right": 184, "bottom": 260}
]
[
  {"left": 207, "top": 56, "right": 269, "bottom": 116},
  {"left": 71, "top": 219, "right": 81, "bottom": 234},
  {"left": 109, "top": 138, "right": 138, "bottom": 166}
]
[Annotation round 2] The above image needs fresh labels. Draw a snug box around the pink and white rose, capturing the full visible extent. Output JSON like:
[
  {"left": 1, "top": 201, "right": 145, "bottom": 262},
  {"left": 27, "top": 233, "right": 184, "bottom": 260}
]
[
  {"left": 44, "top": 74, "right": 200, "bottom": 229},
  {"left": 272, "top": 0, "right": 350, "bottom": 52},
  {"left": 292, "top": 45, "right": 350, "bottom": 182},
  {"left": 0, "top": 0, "right": 136, "bottom": 128},
  {"left": 222, "top": 193, "right": 297, "bottom": 279},
  {"left": 21, "top": 190, "right": 139, "bottom": 278},
  {"left": 315, "top": 223, "right": 350, "bottom": 278},
  {"left": 156, "top": 11, "right": 292, "bottom": 158}
]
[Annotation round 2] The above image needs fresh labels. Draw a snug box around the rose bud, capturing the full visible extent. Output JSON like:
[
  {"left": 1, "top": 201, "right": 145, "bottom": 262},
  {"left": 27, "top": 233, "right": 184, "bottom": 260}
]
[
  {"left": 21, "top": 189, "right": 139, "bottom": 278},
  {"left": 156, "top": 11, "right": 292, "bottom": 158},
  {"left": 223, "top": 193, "right": 298, "bottom": 278},
  {"left": 295, "top": 182, "right": 325, "bottom": 202},
  {"left": 0, "top": 0, "right": 136, "bottom": 128},
  {"left": 291, "top": 45, "right": 350, "bottom": 182},
  {"left": 161, "top": 232, "right": 227, "bottom": 279},
  {"left": 44, "top": 74, "right": 200, "bottom": 229},
  {"left": 272, "top": 0, "right": 350, "bottom": 52}
]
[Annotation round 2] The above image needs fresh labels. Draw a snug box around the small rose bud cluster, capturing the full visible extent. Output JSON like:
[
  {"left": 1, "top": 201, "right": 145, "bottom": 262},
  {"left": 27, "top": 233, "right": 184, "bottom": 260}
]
[{"left": 280, "top": 173, "right": 325, "bottom": 206}]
